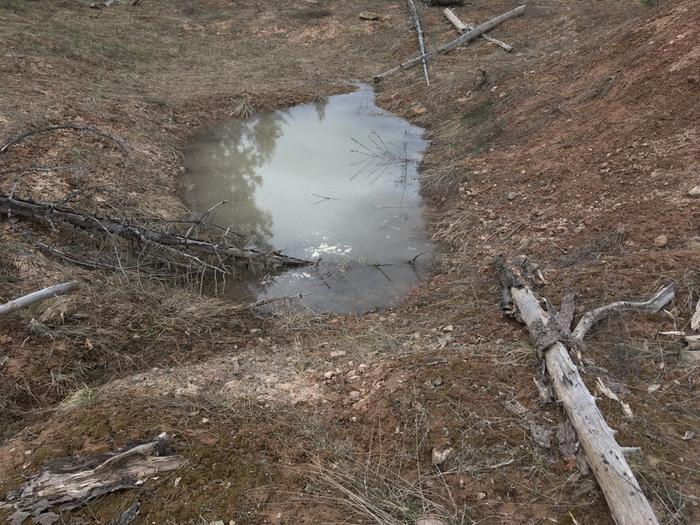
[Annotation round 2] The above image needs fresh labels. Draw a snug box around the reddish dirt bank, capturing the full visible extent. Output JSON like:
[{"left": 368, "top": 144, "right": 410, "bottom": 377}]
[{"left": 0, "top": 0, "right": 698, "bottom": 523}]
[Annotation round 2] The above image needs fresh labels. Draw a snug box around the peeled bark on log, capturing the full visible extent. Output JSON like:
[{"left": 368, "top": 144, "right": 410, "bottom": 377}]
[
  {"left": 0, "top": 194, "right": 309, "bottom": 269},
  {"left": 375, "top": 5, "right": 525, "bottom": 81},
  {"left": 496, "top": 257, "right": 659, "bottom": 525},
  {"left": 0, "top": 281, "right": 79, "bottom": 316},
  {"left": 3, "top": 433, "right": 183, "bottom": 525},
  {"left": 443, "top": 8, "right": 513, "bottom": 51}
]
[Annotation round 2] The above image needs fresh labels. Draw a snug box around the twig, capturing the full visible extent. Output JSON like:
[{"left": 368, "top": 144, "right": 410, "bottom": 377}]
[
  {"left": 185, "top": 200, "right": 228, "bottom": 238},
  {"left": 375, "top": 5, "right": 525, "bottom": 81},
  {"left": 0, "top": 281, "right": 80, "bottom": 316},
  {"left": 0, "top": 124, "right": 130, "bottom": 157},
  {"left": 406, "top": 0, "right": 430, "bottom": 85}
]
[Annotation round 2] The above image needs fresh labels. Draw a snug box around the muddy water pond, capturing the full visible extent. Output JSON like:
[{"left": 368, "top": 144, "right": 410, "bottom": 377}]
[{"left": 184, "top": 84, "right": 432, "bottom": 313}]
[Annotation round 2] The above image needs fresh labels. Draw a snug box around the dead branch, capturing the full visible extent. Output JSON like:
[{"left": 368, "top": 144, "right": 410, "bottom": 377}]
[
  {"left": 3, "top": 433, "right": 184, "bottom": 525},
  {"left": 0, "top": 281, "right": 79, "bottom": 316},
  {"left": 0, "top": 124, "right": 130, "bottom": 157},
  {"left": 572, "top": 285, "right": 675, "bottom": 343},
  {"left": 406, "top": 0, "right": 430, "bottom": 85},
  {"left": 442, "top": 8, "right": 513, "bottom": 51},
  {"left": 495, "top": 256, "right": 659, "bottom": 525},
  {"left": 375, "top": 5, "right": 525, "bottom": 81},
  {"left": 0, "top": 194, "right": 309, "bottom": 269}
]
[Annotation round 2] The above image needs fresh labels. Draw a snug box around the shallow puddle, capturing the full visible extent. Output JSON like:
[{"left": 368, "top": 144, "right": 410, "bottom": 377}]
[{"left": 184, "top": 84, "right": 432, "bottom": 313}]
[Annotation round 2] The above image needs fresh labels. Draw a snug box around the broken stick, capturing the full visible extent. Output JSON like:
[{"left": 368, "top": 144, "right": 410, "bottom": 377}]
[
  {"left": 0, "top": 194, "right": 309, "bottom": 269},
  {"left": 495, "top": 256, "right": 659, "bottom": 525},
  {"left": 572, "top": 284, "right": 675, "bottom": 343},
  {"left": 375, "top": 5, "right": 525, "bottom": 81},
  {"left": 443, "top": 8, "right": 513, "bottom": 52},
  {"left": 0, "top": 280, "right": 79, "bottom": 316},
  {"left": 406, "top": 0, "right": 430, "bottom": 85}
]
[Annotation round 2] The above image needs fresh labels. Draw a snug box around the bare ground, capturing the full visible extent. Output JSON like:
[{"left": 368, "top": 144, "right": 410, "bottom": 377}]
[{"left": 0, "top": 0, "right": 698, "bottom": 524}]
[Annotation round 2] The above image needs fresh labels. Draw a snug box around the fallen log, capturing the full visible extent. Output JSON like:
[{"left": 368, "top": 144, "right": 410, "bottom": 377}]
[
  {"left": 495, "top": 256, "right": 660, "bottom": 525},
  {"left": 0, "top": 194, "right": 309, "bottom": 269},
  {"left": 2, "top": 433, "right": 183, "bottom": 525},
  {"left": 443, "top": 7, "right": 513, "bottom": 52},
  {"left": 375, "top": 5, "right": 525, "bottom": 81},
  {"left": 406, "top": 0, "right": 430, "bottom": 85},
  {"left": 0, "top": 281, "right": 79, "bottom": 316}
]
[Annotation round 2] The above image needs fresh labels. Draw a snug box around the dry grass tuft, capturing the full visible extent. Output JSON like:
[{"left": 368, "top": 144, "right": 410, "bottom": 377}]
[
  {"left": 229, "top": 95, "right": 256, "bottom": 119},
  {"left": 307, "top": 455, "right": 471, "bottom": 525}
]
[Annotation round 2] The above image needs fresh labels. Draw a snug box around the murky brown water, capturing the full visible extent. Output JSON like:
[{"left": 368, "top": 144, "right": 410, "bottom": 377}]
[{"left": 184, "top": 84, "right": 432, "bottom": 313}]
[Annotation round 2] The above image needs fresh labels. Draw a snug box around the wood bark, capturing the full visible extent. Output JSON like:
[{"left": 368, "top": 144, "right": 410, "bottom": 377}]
[
  {"left": 406, "top": 0, "right": 430, "bottom": 85},
  {"left": 496, "top": 258, "right": 659, "bottom": 525},
  {"left": 0, "top": 281, "right": 79, "bottom": 316},
  {"left": 0, "top": 195, "right": 308, "bottom": 269},
  {"left": 443, "top": 8, "right": 513, "bottom": 51},
  {"left": 375, "top": 5, "right": 525, "bottom": 81},
  {"left": 4, "top": 433, "right": 183, "bottom": 525}
]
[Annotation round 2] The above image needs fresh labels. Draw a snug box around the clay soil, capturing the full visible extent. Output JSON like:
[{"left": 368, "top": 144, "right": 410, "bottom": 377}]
[{"left": 0, "top": 0, "right": 698, "bottom": 524}]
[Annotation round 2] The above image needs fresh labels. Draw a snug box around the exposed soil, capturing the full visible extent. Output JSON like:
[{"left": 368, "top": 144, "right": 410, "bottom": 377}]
[{"left": 0, "top": 0, "right": 698, "bottom": 524}]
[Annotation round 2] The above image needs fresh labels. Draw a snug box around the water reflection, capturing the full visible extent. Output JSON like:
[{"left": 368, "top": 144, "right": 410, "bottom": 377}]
[{"left": 185, "top": 84, "right": 432, "bottom": 313}]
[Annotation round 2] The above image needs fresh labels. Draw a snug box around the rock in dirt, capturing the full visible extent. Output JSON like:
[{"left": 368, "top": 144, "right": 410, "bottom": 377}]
[
  {"left": 431, "top": 446, "right": 453, "bottom": 466},
  {"left": 415, "top": 517, "right": 447, "bottom": 525},
  {"left": 653, "top": 234, "right": 669, "bottom": 248},
  {"left": 687, "top": 185, "right": 700, "bottom": 198},
  {"left": 359, "top": 11, "right": 382, "bottom": 21}
]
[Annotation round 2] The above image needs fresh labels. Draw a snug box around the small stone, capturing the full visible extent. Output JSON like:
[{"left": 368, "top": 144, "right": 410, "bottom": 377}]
[
  {"left": 359, "top": 11, "right": 381, "bottom": 21},
  {"left": 431, "top": 377, "right": 444, "bottom": 387},
  {"left": 410, "top": 104, "right": 427, "bottom": 116},
  {"left": 476, "top": 491, "right": 487, "bottom": 500},
  {"left": 442, "top": 324, "right": 454, "bottom": 332},
  {"left": 682, "top": 430, "right": 696, "bottom": 441},
  {"left": 687, "top": 185, "right": 700, "bottom": 198},
  {"left": 507, "top": 191, "right": 517, "bottom": 201},
  {"left": 349, "top": 390, "right": 361, "bottom": 401},
  {"left": 431, "top": 446, "right": 453, "bottom": 465},
  {"left": 653, "top": 234, "right": 668, "bottom": 248},
  {"left": 415, "top": 518, "right": 447, "bottom": 525},
  {"left": 329, "top": 350, "right": 346, "bottom": 358},
  {"left": 323, "top": 371, "right": 335, "bottom": 379}
]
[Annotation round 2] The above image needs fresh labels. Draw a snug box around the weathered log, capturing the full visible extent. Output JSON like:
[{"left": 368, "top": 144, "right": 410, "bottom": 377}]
[
  {"left": 375, "top": 5, "right": 525, "bottom": 81},
  {"left": 406, "top": 0, "right": 430, "bottom": 85},
  {"left": 0, "top": 281, "right": 79, "bottom": 316},
  {"left": 572, "top": 285, "right": 675, "bottom": 343},
  {"left": 3, "top": 433, "right": 183, "bottom": 525},
  {"left": 0, "top": 194, "right": 309, "bottom": 269},
  {"left": 495, "top": 257, "right": 659, "bottom": 525},
  {"left": 443, "top": 8, "right": 513, "bottom": 51}
]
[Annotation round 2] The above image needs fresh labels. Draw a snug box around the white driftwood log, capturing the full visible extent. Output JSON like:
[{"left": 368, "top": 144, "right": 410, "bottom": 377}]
[
  {"left": 443, "top": 8, "right": 513, "bottom": 51},
  {"left": 0, "top": 280, "right": 79, "bottom": 316},
  {"left": 375, "top": 5, "right": 525, "bottom": 81},
  {"left": 406, "top": 0, "right": 430, "bottom": 85},
  {"left": 498, "top": 259, "right": 659, "bottom": 525}
]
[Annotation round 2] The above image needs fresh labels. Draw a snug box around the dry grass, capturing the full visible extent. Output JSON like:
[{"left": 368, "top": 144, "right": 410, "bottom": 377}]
[{"left": 307, "top": 455, "right": 471, "bottom": 525}]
